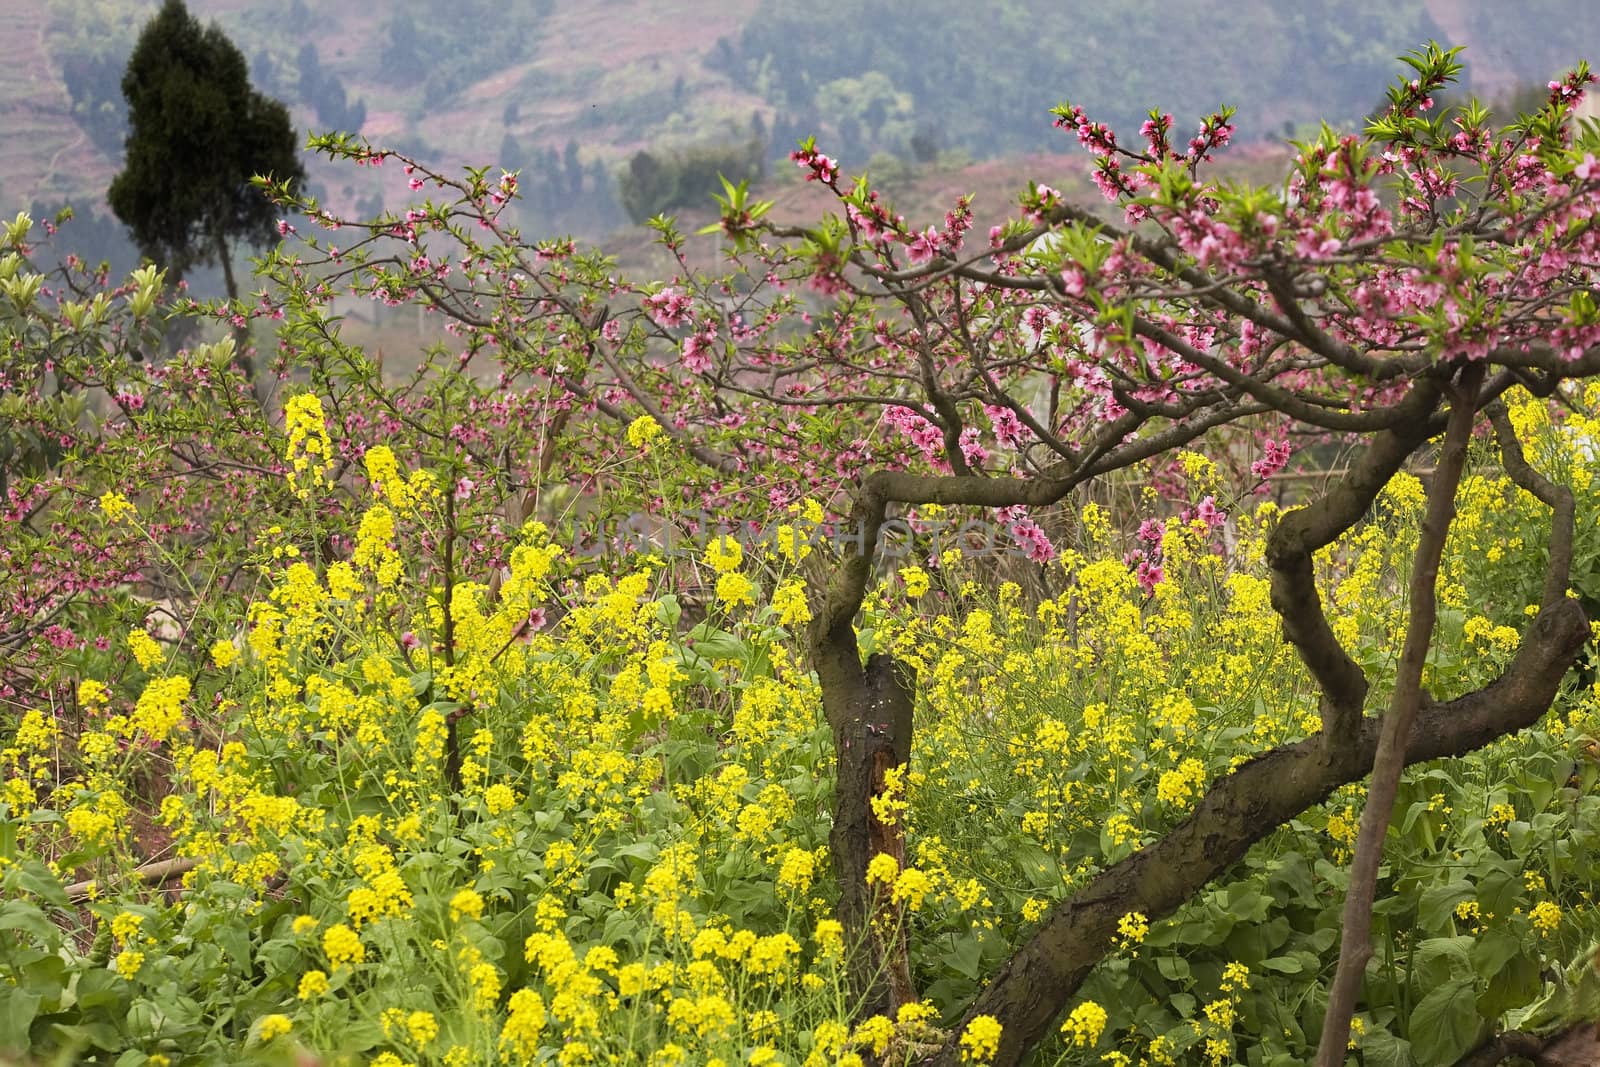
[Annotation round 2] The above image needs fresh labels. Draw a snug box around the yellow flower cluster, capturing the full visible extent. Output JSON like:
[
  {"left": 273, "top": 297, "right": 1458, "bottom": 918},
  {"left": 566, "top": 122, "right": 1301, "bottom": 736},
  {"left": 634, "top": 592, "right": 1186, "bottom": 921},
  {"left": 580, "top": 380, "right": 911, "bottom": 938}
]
[
  {"left": 130, "top": 676, "right": 190, "bottom": 743},
  {"left": 960, "top": 1016, "right": 1003, "bottom": 1063},
  {"left": 627, "top": 414, "right": 664, "bottom": 449},
  {"left": 703, "top": 534, "right": 743, "bottom": 574},
  {"left": 99, "top": 490, "right": 136, "bottom": 523},
  {"left": 1061, "top": 1001, "right": 1107, "bottom": 1047},
  {"left": 128, "top": 628, "right": 163, "bottom": 670},
  {"left": 283, "top": 392, "right": 333, "bottom": 498},
  {"left": 322, "top": 923, "right": 364, "bottom": 969},
  {"left": 363, "top": 444, "right": 437, "bottom": 512}
]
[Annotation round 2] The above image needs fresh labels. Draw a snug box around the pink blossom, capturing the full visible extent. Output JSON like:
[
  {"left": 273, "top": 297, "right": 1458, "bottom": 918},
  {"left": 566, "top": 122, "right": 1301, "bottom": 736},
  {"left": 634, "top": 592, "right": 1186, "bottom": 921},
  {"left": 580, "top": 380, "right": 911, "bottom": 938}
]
[
  {"left": 1251, "top": 439, "right": 1292, "bottom": 480},
  {"left": 984, "top": 404, "right": 1028, "bottom": 448},
  {"left": 998, "top": 505, "right": 1056, "bottom": 563},
  {"left": 958, "top": 427, "right": 988, "bottom": 466},
  {"left": 790, "top": 145, "right": 839, "bottom": 184},
  {"left": 643, "top": 287, "right": 693, "bottom": 328},
  {"left": 906, "top": 227, "right": 940, "bottom": 264},
  {"left": 681, "top": 327, "right": 717, "bottom": 373}
]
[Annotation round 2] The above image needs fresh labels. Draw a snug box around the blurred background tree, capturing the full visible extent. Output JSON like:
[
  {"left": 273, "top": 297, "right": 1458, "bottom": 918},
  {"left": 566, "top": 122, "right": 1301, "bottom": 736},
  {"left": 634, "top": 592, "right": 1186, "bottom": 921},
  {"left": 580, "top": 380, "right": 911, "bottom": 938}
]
[{"left": 108, "top": 0, "right": 305, "bottom": 384}]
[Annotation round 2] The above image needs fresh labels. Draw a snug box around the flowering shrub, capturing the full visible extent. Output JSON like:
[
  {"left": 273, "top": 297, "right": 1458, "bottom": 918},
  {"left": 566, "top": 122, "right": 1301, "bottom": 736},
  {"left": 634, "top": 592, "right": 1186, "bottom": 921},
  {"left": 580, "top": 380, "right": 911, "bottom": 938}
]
[
  {"left": 7, "top": 41, "right": 1600, "bottom": 1067},
  {"left": 2, "top": 389, "right": 1600, "bottom": 1066}
]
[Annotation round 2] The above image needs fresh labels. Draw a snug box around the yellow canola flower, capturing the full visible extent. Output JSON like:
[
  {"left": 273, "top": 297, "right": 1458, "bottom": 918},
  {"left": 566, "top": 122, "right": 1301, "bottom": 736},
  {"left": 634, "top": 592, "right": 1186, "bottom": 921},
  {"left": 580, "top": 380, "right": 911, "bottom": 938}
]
[
  {"left": 900, "top": 565, "right": 931, "bottom": 598},
  {"left": 297, "top": 970, "right": 328, "bottom": 1000},
  {"left": 99, "top": 491, "right": 136, "bottom": 523},
  {"left": 814, "top": 919, "right": 845, "bottom": 959},
  {"left": 703, "top": 534, "right": 743, "bottom": 574},
  {"left": 716, "top": 571, "right": 756, "bottom": 608},
  {"left": 501, "top": 989, "right": 547, "bottom": 1063},
  {"left": 353, "top": 504, "right": 403, "bottom": 585},
  {"left": 128, "top": 628, "right": 163, "bottom": 671},
  {"left": 892, "top": 867, "right": 932, "bottom": 910},
  {"left": 484, "top": 782, "right": 517, "bottom": 814},
  {"left": 322, "top": 923, "right": 364, "bottom": 968},
  {"left": 865, "top": 853, "right": 899, "bottom": 885},
  {"left": 776, "top": 847, "right": 816, "bottom": 894},
  {"left": 110, "top": 911, "right": 143, "bottom": 944},
  {"left": 130, "top": 676, "right": 190, "bottom": 744},
  {"left": 772, "top": 577, "right": 812, "bottom": 626},
  {"left": 255, "top": 1014, "right": 292, "bottom": 1042},
  {"left": 960, "top": 1016, "right": 1003, "bottom": 1064},
  {"left": 1116, "top": 911, "right": 1149, "bottom": 946},
  {"left": 407, "top": 1010, "right": 439, "bottom": 1047},
  {"left": 628, "top": 415, "right": 664, "bottom": 449},
  {"left": 1062, "top": 1001, "right": 1108, "bottom": 1047},
  {"left": 284, "top": 393, "right": 333, "bottom": 498},
  {"left": 450, "top": 888, "right": 485, "bottom": 923},
  {"left": 854, "top": 1016, "right": 894, "bottom": 1056}
]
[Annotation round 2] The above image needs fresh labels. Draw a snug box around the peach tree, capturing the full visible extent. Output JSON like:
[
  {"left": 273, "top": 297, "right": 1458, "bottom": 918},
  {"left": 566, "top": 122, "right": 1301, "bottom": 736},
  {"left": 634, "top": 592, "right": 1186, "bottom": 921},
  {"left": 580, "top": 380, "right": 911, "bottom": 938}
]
[
  {"left": 9, "top": 40, "right": 1600, "bottom": 1067},
  {"left": 242, "top": 43, "right": 1600, "bottom": 1066}
]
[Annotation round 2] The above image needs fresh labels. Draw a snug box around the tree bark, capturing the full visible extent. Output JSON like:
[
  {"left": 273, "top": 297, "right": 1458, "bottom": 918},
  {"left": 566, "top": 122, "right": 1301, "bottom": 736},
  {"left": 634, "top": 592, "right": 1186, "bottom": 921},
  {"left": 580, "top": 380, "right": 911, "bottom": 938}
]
[
  {"left": 815, "top": 600, "right": 917, "bottom": 1012},
  {"left": 1318, "top": 366, "right": 1482, "bottom": 1065},
  {"left": 1264, "top": 378, "right": 1443, "bottom": 743}
]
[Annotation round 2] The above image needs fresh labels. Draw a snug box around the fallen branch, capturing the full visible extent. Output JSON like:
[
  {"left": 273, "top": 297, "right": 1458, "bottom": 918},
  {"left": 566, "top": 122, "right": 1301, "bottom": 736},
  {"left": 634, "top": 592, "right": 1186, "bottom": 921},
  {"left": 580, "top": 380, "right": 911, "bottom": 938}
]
[{"left": 64, "top": 856, "right": 200, "bottom": 904}]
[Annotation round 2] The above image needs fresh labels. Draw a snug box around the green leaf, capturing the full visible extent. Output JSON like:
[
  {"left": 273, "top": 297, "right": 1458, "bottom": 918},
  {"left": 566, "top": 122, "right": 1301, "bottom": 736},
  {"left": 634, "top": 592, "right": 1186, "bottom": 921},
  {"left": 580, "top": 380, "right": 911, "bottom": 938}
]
[
  {"left": 1360, "top": 1027, "right": 1415, "bottom": 1067},
  {"left": 212, "top": 918, "right": 253, "bottom": 976},
  {"left": 0, "top": 900, "right": 55, "bottom": 942},
  {"left": 8, "top": 860, "right": 69, "bottom": 907},
  {"left": 1418, "top": 881, "right": 1475, "bottom": 932},
  {"left": 1469, "top": 929, "right": 1524, "bottom": 980},
  {"left": 1479, "top": 952, "right": 1542, "bottom": 1019},
  {"left": 1155, "top": 955, "right": 1191, "bottom": 981},
  {"left": 0, "top": 986, "right": 42, "bottom": 1056},
  {"left": 1408, "top": 977, "right": 1480, "bottom": 1065},
  {"left": 1259, "top": 955, "right": 1304, "bottom": 974},
  {"left": 1413, "top": 936, "right": 1474, "bottom": 988},
  {"left": 76, "top": 967, "right": 132, "bottom": 1011},
  {"left": 944, "top": 933, "right": 984, "bottom": 980}
]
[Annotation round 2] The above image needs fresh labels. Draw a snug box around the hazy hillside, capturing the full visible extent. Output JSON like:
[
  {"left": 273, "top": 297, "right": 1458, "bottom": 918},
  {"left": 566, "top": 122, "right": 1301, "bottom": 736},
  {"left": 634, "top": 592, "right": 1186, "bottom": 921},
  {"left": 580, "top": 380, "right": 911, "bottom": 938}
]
[{"left": 4, "top": 0, "right": 1599, "bottom": 267}]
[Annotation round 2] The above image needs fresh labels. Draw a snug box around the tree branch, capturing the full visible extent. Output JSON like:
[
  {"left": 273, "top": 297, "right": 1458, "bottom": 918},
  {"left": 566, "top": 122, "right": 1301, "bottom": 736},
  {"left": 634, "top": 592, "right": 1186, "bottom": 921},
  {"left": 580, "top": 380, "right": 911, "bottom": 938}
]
[
  {"left": 1264, "top": 378, "right": 1443, "bottom": 741},
  {"left": 1488, "top": 400, "right": 1576, "bottom": 610},
  {"left": 1317, "top": 363, "right": 1483, "bottom": 1065}
]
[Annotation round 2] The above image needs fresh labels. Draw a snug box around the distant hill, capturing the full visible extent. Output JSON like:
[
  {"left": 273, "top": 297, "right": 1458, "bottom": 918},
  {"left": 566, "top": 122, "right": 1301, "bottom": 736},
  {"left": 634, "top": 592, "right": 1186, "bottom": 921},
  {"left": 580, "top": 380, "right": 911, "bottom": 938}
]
[{"left": 5, "top": 0, "right": 1599, "bottom": 256}]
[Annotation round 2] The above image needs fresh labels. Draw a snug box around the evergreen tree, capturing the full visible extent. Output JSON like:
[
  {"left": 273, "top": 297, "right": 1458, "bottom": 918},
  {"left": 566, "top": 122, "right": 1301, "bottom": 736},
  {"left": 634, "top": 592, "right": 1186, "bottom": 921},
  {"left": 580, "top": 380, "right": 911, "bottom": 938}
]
[{"left": 108, "top": 0, "right": 305, "bottom": 310}]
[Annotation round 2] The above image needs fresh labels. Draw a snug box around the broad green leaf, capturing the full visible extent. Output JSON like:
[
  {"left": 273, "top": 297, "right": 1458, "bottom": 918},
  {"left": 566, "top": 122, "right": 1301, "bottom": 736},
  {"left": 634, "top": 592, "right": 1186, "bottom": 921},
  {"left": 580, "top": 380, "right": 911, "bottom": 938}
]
[
  {"left": 0, "top": 986, "right": 41, "bottom": 1055},
  {"left": 1408, "top": 977, "right": 1481, "bottom": 1065}
]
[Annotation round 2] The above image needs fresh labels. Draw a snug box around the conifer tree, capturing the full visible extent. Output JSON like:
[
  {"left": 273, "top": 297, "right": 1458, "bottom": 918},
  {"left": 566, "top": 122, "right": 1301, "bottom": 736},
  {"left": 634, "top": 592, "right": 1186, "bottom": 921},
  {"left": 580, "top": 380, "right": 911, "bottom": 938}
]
[{"left": 108, "top": 0, "right": 304, "bottom": 343}]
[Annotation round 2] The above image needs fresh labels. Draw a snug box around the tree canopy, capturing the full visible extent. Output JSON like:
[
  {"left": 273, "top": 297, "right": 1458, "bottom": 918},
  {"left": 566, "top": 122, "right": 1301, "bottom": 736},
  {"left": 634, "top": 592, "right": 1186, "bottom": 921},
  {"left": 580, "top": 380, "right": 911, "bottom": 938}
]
[{"left": 107, "top": 0, "right": 305, "bottom": 300}]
